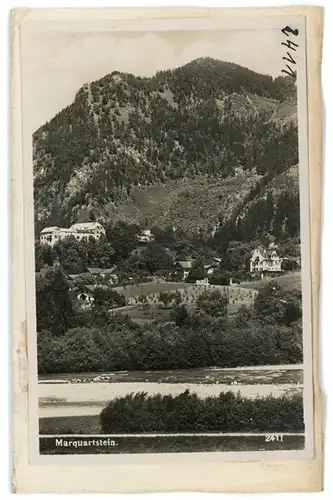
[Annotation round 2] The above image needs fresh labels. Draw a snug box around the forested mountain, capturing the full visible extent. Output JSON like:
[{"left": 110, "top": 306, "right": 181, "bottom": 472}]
[{"left": 33, "top": 57, "right": 298, "bottom": 235}]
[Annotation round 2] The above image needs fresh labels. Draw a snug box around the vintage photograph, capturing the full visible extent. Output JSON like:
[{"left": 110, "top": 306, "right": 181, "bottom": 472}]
[{"left": 25, "top": 19, "right": 311, "bottom": 456}]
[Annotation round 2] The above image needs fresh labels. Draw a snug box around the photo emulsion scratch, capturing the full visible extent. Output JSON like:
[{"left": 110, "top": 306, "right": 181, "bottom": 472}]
[{"left": 13, "top": 9, "right": 323, "bottom": 490}]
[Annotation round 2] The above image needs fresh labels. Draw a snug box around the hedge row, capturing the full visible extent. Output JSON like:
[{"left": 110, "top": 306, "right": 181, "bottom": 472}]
[{"left": 100, "top": 390, "right": 304, "bottom": 433}]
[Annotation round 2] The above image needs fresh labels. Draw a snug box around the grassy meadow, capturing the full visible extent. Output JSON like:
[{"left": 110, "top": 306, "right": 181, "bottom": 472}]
[
  {"left": 240, "top": 272, "right": 301, "bottom": 292},
  {"left": 111, "top": 281, "right": 258, "bottom": 323}
]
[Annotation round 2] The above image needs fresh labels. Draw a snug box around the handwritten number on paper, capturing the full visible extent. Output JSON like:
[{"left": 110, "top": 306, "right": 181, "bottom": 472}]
[
  {"left": 281, "top": 26, "right": 299, "bottom": 37},
  {"left": 283, "top": 52, "right": 297, "bottom": 65},
  {"left": 281, "top": 39, "right": 299, "bottom": 52},
  {"left": 281, "top": 26, "right": 299, "bottom": 78},
  {"left": 282, "top": 66, "right": 296, "bottom": 78}
]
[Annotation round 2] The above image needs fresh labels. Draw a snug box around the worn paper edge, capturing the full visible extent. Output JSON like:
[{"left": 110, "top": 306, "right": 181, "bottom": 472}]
[{"left": 11, "top": 5, "right": 324, "bottom": 493}]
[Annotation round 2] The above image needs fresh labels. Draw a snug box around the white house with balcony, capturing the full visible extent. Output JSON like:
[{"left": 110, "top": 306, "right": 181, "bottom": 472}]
[
  {"left": 40, "top": 222, "right": 106, "bottom": 246},
  {"left": 250, "top": 247, "right": 283, "bottom": 277}
]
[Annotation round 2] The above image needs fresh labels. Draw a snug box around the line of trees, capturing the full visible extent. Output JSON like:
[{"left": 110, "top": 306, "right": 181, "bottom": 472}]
[{"left": 37, "top": 270, "right": 303, "bottom": 373}]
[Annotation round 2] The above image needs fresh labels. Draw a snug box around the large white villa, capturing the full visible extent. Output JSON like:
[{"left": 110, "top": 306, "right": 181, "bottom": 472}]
[
  {"left": 40, "top": 222, "right": 106, "bottom": 246},
  {"left": 249, "top": 246, "right": 283, "bottom": 275}
]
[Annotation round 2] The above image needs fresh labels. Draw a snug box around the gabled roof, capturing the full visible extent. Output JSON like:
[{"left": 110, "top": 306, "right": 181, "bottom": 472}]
[
  {"left": 251, "top": 246, "right": 282, "bottom": 261},
  {"left": 204, "top": 262, "right": 219, "bottom": 269},
  {"left": 212, "top": 257, "right": 222, "bottom": 263},
  {"left": 266, "top": 250, "right": 279, "bottom": 258},
  {"left": 175, "top": 260, "right": 193, "bottom": 269},
  {"left": 40, "top": 226, "right": 59, "bottom": 234},
  {"left": 87, "top": 267, "right": 116, "bottom": 275}
]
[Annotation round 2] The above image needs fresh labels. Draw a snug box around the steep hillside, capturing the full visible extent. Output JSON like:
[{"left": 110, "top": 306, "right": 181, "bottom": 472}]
[
  {"left": 211, "top": 165, "right": 300, "bottom": 245},
  {"left": 99, "top": 173, "right": 261, "bottom": 234},
  {"left": 33, "top": 57, "right": 298, "bottom": 233}
]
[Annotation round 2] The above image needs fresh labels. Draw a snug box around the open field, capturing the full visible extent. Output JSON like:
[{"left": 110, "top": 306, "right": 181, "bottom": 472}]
[
  {"left": 239, "top": 272, "right": 301, "bottom": 292},
  {"left": 113, "top": 301, "right": 248, "bottom": 324},
  {"left": 113, "top": 281, "right": 257, "bottom": 317},
  {"left": 40, "top": 433, "right": 305, "bottom": 454},
  {"left": 115, "top": 304, "right": 196, "bottom": 324},
  {"left": 113, "top": 281, "right": 193, "bottom": 298}
]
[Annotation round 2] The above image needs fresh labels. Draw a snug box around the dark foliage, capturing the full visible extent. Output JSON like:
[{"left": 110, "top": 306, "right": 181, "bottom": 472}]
[
  {"left": 254, "top": 280, "right": 302, "bottom": 326},
  {"left": 37, "top": 308, "right": 303, "bottom": 374},
  {"left": 195, "top": 289, "right": 228, "bottom": 318},
  {"left": 33, "top": 58, "right": 297, "bottom": 230},
  {"left": 35, "top": 242, "right": 53, "bottom": 272},
  {"left": 100, "top": 390, "right": 304, "bottom": 433},
  {"left": 209, "top": 271, "right": 230, "bottom": 286},
  {"left": 36, "top": 267, "right": 76, "bottom": 335},
  {"left": 169, "top": 304, "right": 189, "bottom": 326},
  {"left": 93, "top": 287, "right": 125, "bottom": 310}
]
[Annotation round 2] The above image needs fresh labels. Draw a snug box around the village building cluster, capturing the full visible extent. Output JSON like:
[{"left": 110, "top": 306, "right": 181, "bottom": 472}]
[{"left": 39, "top": 222, "right": 300, "bottom": 307}]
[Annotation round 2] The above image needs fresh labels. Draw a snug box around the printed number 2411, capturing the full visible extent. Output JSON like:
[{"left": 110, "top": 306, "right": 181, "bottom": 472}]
[{"left": 265, "top": 434, "right": 284, "bottom": 442}]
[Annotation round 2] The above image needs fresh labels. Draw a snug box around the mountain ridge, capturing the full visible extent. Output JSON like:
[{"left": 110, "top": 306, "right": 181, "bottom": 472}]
[{"left": 33, "top": 58, "right": 298, "bottom": 236}]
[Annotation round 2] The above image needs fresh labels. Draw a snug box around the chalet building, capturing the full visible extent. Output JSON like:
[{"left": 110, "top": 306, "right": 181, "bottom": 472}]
[
  {"left": 174, "top": 260, "right": 193, "bottom": 280},
  {"left": 250, "top": 247, "right": 283, "bottom": 276},
  {"left": 40, "top": 222, "right": 105, "bottom": 246},
  {"left": 87, "top": 267, "right": 118, "bottom": 284},
  {"left": 204, "top": 260, "right": 220, "bottom": 276},
  {"left": 137, "top": 229, "right": 154, "bottom": 243},
  {"left": 77, "top": 284, "right": 96, "bottom": 307},
  {"left": 77, "top": 284, "right": 109, "bottom": 307}
]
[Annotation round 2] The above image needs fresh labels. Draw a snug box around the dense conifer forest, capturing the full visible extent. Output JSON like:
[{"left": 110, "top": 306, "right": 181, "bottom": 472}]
[{"left": 33, "top": 58, "right": 298, "bottom": 238}]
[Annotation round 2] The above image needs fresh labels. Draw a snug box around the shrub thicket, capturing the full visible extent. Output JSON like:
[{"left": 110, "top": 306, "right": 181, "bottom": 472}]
[
  {"left": 37, "top": 313, "right": 303, "bottom": 374},
  {"left": 100, "top": 390, "right": 304, "bottom": 433}
]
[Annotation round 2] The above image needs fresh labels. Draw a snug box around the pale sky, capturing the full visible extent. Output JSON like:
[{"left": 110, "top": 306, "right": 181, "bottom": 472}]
[{"left": 25, "top": 28, "right": 286, "bottom": 132}]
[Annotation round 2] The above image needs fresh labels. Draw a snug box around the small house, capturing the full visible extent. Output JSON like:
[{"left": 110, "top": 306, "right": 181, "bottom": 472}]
[
  {"left": 77, "top": 284, "right": 95, "bottom": 307},
  {"left": 204, "top": 261, "right": 220, "bottom": 276},
  {"left": 87, "top": 266, "right": 116, "bottom": 278},
  {"left": 137, "top": 229, "right": 154, "bottom": 243},
  {"left": 77, "top": 283, "right": 110, "bottom": 308},
  {"left": 174, "top": 260, "right": 193, "bottom": 281}
]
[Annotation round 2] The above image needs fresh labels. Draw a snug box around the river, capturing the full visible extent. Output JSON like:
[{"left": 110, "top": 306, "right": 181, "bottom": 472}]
[{"left": 39, "top": 364, "right": 303, "bottom": 420}]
